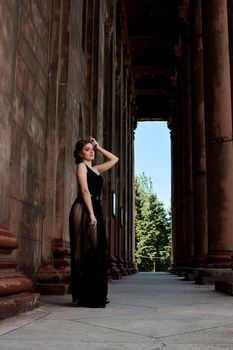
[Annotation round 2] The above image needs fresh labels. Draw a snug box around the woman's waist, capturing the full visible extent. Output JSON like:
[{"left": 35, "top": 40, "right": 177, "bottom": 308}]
[
  {"left": 76, "top": 194, "right": 102, "bottom": 202},
  {"left": 90, "top": 194, "right": 102, "bottom": 201}
]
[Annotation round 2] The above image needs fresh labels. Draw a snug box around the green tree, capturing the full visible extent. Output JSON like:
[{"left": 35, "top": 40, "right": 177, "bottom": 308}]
[{"left": 135, "top": 173, "right": 171, "bottom": 271}]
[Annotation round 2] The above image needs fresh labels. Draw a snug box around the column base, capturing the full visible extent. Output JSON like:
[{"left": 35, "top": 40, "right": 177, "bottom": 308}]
[
  {"left": 191, "top": 256, "right": 206, "bottom": 268},
  {"left": 195, "top": 268, "right": 232, "bottom": 285},
  {"left": 169, "top": 265, "right": 233, "bottom": 294},
  {"left": 169, "top": 265, "right": 187, "bottom": 277},
  {"left": 205, "top": 251, "right": 233, "bottom": 268},
  {"left": 129, "top": 262, "right": 138, "bottom": 274},
  {"left": 36, "top": 265, "right": 70, "bottom": 295},
  {"left": 118, "top": 258, "right": 128, "bottom": 276},
  {"left": 108, "top": 256, "right": 122, "bottom": 280},
  {"left": 0, "top": 292, "right": 40, "bottom": 320},
  {"left": 36, "top": 239, "right": 70, "bottom": 295},
  {"left": 214, "top": 266, "right": 233, "bottom": 295},
  {"left": 0, "top": 224, "right": 40, "bottom": 319}
]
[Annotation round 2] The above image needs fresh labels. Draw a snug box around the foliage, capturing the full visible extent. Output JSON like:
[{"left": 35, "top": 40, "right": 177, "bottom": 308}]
[{"left": 135, "top": 173, "right": 171, "bottom": 272}]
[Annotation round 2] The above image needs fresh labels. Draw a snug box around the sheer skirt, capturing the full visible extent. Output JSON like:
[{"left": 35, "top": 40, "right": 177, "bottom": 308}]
[{"left": 69, "top": 198, "right": 108, "bottom": 307}]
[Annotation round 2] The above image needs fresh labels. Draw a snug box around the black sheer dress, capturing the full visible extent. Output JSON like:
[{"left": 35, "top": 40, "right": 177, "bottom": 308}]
[{"left": 69, "top": 164, "right": 108, "bottom": 307}]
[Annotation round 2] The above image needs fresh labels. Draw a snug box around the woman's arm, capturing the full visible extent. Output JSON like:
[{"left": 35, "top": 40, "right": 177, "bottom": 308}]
[
  {"left": 76, "top": 163, "right": 97, "bottom": 228},
  {"left": 90, "top": 137, "right": 119, "bottom": 173}
]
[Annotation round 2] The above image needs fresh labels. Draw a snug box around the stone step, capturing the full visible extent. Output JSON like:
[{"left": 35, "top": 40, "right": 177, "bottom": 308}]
[
  {"left": 215, "top": 281, "right": 233, "bottom": 295},
  {"left": 36, "top": 283, "right": 69, "bottom": 295},
  {"left": 0, "top": 292, "right": 40, "bottom": 320}
]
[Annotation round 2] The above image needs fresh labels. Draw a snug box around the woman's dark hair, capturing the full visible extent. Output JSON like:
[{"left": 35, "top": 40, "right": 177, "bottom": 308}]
[{"left": 73, "top": 139, "right": 92, "bottom": 164}]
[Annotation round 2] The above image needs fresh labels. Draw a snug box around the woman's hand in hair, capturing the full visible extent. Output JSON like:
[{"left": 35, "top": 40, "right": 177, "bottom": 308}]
[{"left": 89, "top": 136, "right": 99, "bottom": 149}]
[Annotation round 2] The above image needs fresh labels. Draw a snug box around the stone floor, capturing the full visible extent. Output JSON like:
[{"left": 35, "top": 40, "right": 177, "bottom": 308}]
[{"left": 1, "top": 272, "right": 233, "bottom": 349}]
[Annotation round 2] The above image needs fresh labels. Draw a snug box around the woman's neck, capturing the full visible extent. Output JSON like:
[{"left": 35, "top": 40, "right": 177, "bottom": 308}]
[{"left": 83, "top": 160, "right": 92, "bottom": 167}]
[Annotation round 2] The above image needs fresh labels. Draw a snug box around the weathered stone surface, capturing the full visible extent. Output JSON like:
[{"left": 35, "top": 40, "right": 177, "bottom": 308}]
[
  {"left": 190, "top": 0, "right": 208, "bottom": 266},
  {"left": 18, "top": 238, "right": 41, "bottom": 275},
  {"left": 20, "top": 2, "right": 48, "bottom": 69},
  {"left": 41, "top": 0, "right": 61, "bottom": 265},
  {"left": 16, "top": 39, "right": 47, "bottom": 95},
  {"left": 202, "top": 0, "right": 233, "bottom": 266},
  {"left": 0, "top": 273, "right": 33, "bottom": 296},
  {"left": 0, "top": 0, "right": 18, "bottom": 225},
  {"left": 37, "top": 237, "right": 71, "bottom": 295},
  {"left": 22, "top": 0, "right": 49, "bottom": 45},
  {"left": 0, "top": 224, "right": 39, "bottom": 318},
  {"left": 7, "top": 0, "right": 51, "bottom": 279},
  {"left": 0, "top": 0, "right": 133, "bottom": 306},
  {"left": 0, "top": 233, "right": 18, "bottom": 250},
  {"left": 195, "top": 268, "right": 233, "bottom": 285},
  {"left": 3, "top": 273, "right": 233, "bottom": 348},
  {"left": 36, "top": 284, "right": 69, "bottom": 295},
  {"left": 37, "top": 264, "right": 70, "bottom": 285},
  {"left": 10, "top": 124, "right": 44, "bottom": 178},
  {"left": 0, "top": 225, "right": 18, "bottom": 272},
  {"left": 214, "top": 270, "right": 233, "bottom": 295},
  {"left": 0, "top": 292, "right": 40, "bottom": 320},
  {"left": 37, "top": 265, "right": 61, "bottom": 283},
  {"left": 215, "top": 281, "right": 233, "bottom": 295}
]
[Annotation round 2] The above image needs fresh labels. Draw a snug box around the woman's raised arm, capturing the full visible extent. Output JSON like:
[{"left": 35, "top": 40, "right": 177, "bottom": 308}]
[{"left": 90, "top": 137, "right": 119, "bottom": 173}]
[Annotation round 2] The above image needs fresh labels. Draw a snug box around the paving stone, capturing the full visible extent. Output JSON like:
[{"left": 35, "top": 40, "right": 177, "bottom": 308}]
[{"left": 1, "top": 273, "right": 233, "bottom": 350}]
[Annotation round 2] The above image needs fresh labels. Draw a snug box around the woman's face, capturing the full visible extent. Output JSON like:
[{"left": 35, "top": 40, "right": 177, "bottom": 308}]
[{"left": 80, "top": 143, "right": 95, "bottom": 161}]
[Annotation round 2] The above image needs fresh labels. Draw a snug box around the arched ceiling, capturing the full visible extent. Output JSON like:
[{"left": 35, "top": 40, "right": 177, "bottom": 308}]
[{"left": 122, "top": 0, "right": 181, "bottom": 122}]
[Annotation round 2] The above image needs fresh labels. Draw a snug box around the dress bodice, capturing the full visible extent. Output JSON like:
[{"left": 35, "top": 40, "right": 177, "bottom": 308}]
[{"left": 85, "top": 165, "right": 103, "bottom": 198}]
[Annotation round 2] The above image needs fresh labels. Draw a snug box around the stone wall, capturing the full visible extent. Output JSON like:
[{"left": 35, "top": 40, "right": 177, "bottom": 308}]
[
  {"left": 9, "top": 0, "right": 51, "bottom": 275},
  {"left": 0, "top": 1, "right": 19, "bottom": 226},
  {"left": 0, "top": 0, "right": 136, "bottom": 294}
]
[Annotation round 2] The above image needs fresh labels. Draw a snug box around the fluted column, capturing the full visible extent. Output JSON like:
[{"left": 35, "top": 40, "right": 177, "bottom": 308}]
[
  {"left": 227, "top": 0, "right": 233, "bottom": 120},
  {"left": 172, "top": 81, "right": 186, "bottom": 267},
  {"left": 202, "top": 0, "right": 233, "bottom": 266},
  {"left": 170, "top": 120, "right": 179, "bottom": 267},
  {"left": 190, "top": 0, "right": 208, "bottom": 266},
  {"left": 183, "top": 40, "right": 194, "bottom": 266},
  {"left": 38, "top": 1, "right": 71, "bottom": 295}
]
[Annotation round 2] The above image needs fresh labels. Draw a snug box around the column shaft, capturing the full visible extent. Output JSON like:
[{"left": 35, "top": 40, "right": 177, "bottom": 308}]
[
  {"left": 190, "top": 0, "right": 208, "bottom": 266},
  {"left": 173, "top": 80, "right": 186, "bottom": 267},
  {"left": 183, "top": 40, "right": 194, "bottom": 266},
  {"left": 202, "top": 0, "right": 233, "bottom": 266},
  {"left": 227, "top": 0, "right": 233, "bottom": 122}
]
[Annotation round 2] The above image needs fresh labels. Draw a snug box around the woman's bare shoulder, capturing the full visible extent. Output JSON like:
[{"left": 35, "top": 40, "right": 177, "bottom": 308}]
[{"left": 76, "top": 163, "right": 87, "bottom": 172}]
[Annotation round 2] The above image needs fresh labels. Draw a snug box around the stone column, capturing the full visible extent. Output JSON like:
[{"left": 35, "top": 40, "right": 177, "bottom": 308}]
[
  {"left": 176, "top": 122, "right": 186, "bottom": 268},
  {"left": 227, "top": 0, "right": 233, "bottom": 120},
  {"left": 104, "top": 9, "right": 121, "bottom": 279},
  {"left": 190, "top": 0, "right": 208, "bottom": 266},
  {"left": 202, "top": 0, "right": 233, "bottom": 266},
  {"left": 131, "top": 127, "right": 137, "bottom": 272},
  {"left": 177, "top": 1, "right": 194, "bottom": 267},
  {"left": 0, "top": 1, "right": 40, "bottom": 317},
  {"left": 84, "top": 0, "right": 94, "bottom": 136},
  {"left": 172, "top": 79, "right": 186, "bottom": 268},
  {"left": 183, "top": 42, "right": 194, "bottom": 267},
  {"left": 227, "top": 0, "right": 233, "bottom": 269},
  {"left": 38, "top": 0, "right": 71, "bottom": 294},
  {"left": 170, "top": 120, "right": 179, "bottom": 268},
  {"left": 0, "top": 0, "right": 18, "bottom": 226},
  {"left": 103, "top": 33, "right": 117, "bottom": 279}
]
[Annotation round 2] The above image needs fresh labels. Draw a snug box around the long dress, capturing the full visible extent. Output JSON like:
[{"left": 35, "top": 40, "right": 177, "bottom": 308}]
[{"left": 69, "top": 164, "right": 108, "bottom": 307}]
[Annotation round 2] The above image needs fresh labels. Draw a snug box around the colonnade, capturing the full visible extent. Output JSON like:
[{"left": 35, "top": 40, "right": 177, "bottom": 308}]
[{"left": 172, "top": 0, "right": 233, "bottom": 268}]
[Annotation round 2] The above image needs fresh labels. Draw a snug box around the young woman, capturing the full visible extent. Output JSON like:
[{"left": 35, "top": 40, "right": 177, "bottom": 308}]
[{"left": 69, "top": 137, "right": 119, "bottom": 307}]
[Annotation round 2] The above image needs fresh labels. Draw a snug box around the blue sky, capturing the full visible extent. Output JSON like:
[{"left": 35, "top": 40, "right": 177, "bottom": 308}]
[{"left": 134, "top": 121, "right": 171, "bottom": 209}]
